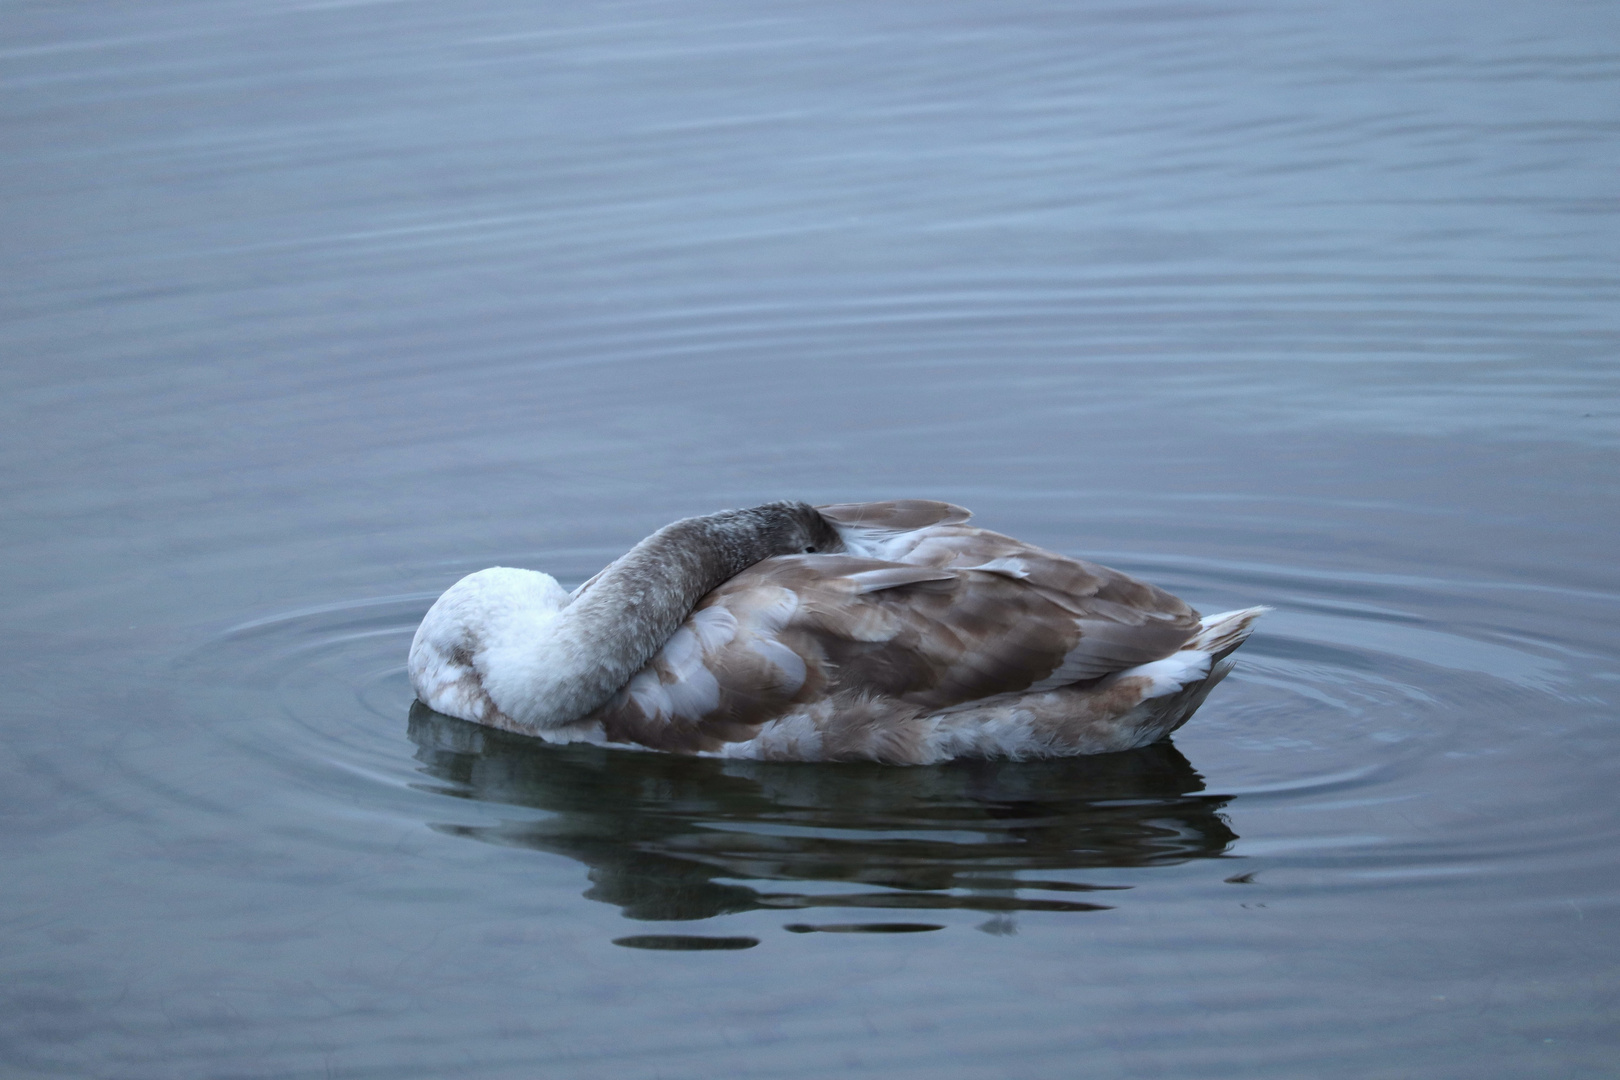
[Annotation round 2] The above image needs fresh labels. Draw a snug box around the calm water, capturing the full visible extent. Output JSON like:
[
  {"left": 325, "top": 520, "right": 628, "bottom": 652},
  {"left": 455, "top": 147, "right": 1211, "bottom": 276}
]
[{"left": 3, "top": 0, "right": 1618, "bottom": 1076}]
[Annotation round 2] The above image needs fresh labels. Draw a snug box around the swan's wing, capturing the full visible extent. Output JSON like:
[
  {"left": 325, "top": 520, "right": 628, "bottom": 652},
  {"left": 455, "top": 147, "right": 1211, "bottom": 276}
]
[
  {"left": 816, "top": 507, "right": 1199, "bottom": 668},
  {"left": 590, "top": 548, "right": 1198, "bottom": 753},
  {"left": 782, "top": 544, "right": 1199, "bottom": 704},
  {"left": 886, "top": 523, "right": 1202, "bottom": 685}
]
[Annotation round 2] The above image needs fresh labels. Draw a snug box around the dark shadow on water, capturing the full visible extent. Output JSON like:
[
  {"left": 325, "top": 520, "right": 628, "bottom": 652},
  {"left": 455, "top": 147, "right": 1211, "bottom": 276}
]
[
  {"left": 784, "top": 922, "right": 944, "bottom": 934},
  {"left": 407, "top": 703, "right": 1237, "bottom": 923},
  {"left": 612, "top": 934, "right": 760, "bottom": 951}
]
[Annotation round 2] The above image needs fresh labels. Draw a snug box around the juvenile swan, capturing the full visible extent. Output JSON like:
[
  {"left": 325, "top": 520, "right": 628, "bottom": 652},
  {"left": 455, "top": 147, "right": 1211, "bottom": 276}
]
[{"left": 409, "top": 500, "right": 1264, "bottom": 764}]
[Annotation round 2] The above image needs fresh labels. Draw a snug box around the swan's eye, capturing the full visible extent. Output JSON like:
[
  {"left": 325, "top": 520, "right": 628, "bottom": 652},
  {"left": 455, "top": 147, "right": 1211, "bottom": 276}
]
[{"left": 804, "top": 545, "right": 817, "bottom": 553}]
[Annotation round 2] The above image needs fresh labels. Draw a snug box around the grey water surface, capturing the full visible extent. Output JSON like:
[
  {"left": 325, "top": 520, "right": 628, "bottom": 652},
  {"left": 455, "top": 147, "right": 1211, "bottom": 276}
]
[{"left": 3, "top": 1, "right": 1618, "bottom": 1077}]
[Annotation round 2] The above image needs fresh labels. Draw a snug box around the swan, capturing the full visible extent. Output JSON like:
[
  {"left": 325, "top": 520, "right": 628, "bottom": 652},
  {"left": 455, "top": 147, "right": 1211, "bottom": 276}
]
[{"left": 408, "top": 500, "right": 1264, "bottom": 764}]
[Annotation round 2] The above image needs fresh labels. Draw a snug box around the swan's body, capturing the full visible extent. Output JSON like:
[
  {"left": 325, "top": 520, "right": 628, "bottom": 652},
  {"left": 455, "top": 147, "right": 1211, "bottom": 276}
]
[{"left": 409, "top": 500, "right": 1264, "bottom": 764}]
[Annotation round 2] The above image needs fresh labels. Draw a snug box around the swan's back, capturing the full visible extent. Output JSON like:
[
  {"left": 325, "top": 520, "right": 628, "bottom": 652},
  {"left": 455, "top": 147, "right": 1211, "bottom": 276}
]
[{"left": 590, "top": 516, "right": 1210, "bottom": 758}]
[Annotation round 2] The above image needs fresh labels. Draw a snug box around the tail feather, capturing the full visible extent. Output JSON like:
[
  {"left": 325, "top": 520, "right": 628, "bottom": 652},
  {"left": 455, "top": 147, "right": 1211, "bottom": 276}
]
[
  {"left": 1147, "top": 608, "right": 1266, "bottom": 737},
  {"left": 1190, "top": 606, "right": 1269, "bottom": 662}
]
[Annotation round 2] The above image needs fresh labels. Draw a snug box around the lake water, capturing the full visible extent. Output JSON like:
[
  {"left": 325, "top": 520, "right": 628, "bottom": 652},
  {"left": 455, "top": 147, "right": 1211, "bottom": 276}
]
[{"left": 3, "top": 0, "right": 1618, "bottom": 1076}]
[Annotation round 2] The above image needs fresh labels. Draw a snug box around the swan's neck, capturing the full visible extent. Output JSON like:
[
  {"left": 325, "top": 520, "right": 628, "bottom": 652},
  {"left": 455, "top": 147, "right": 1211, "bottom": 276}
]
[{"left": 485, "top": 504, "right": 816, "bottom": 730}]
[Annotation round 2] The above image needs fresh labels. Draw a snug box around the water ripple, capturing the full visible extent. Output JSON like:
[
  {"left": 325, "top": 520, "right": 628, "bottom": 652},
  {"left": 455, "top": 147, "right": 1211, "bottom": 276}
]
[{"left": 157, "top": 553, "right": 1604, "bottom": 929}]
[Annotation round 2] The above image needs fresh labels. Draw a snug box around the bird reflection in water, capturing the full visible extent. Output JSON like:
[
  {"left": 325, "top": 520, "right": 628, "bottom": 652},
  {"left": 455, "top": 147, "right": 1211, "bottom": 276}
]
[{"left": 407, "top": 703, "right": 1237, "bottom": 935}]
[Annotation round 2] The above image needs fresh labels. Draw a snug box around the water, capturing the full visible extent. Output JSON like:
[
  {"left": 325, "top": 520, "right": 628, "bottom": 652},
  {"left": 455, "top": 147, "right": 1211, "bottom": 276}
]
[{"left": 3, "top": 0, "right": 1618, "bottom": 1076}]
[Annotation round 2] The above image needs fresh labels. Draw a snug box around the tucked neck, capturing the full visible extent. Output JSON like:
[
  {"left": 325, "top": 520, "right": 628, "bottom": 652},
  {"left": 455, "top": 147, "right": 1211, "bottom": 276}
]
[{"left": 505, "top": 503, "right": 820, "bottom": 729}]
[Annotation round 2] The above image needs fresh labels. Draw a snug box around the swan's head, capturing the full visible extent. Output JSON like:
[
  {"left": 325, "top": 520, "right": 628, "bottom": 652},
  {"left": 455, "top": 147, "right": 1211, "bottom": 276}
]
[
  {"left": 750, "top": 500, "right": 848, "bottom": 557},
  {"left": 659, "top": 500, "right": 848, "bottom": 569},
  {"left": 408, "top": 567, "right": 571, "bottom": 727}
]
